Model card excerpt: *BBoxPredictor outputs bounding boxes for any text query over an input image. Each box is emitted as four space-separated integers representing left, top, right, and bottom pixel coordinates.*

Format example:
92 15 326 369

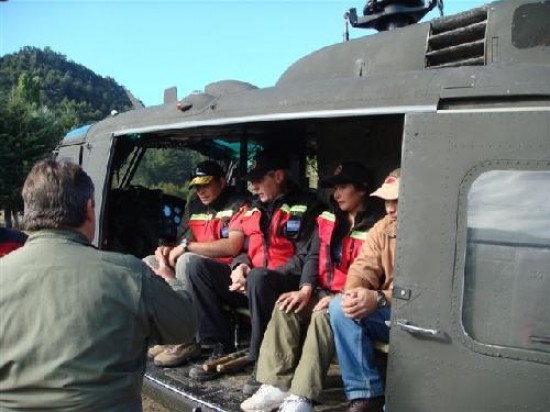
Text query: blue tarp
64 124 93 140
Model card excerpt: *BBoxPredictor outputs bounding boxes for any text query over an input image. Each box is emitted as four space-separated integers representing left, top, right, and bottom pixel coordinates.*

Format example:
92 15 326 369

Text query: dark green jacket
0 230 196 411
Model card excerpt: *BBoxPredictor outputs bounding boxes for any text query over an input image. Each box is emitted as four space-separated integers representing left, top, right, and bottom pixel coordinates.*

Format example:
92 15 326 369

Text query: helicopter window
463 170 550 355
512 2 550 49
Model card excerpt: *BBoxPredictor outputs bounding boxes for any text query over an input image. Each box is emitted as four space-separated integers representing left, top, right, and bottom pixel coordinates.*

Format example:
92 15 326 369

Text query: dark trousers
187 256 300 360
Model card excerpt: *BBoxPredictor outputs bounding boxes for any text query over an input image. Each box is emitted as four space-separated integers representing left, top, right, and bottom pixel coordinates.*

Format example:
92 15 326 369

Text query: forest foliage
0 47 134 127
0 47 136 225
0 47 205 226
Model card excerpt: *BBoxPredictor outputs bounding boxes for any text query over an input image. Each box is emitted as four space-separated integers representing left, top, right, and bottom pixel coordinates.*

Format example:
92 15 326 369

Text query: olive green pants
256 296 335 400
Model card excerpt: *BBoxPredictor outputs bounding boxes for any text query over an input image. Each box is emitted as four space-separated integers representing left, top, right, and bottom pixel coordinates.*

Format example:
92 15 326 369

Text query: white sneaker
240 384 289 412
278 395 314 412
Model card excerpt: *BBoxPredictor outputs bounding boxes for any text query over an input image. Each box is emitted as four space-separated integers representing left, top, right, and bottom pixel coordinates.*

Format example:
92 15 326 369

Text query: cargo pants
256 293 335 400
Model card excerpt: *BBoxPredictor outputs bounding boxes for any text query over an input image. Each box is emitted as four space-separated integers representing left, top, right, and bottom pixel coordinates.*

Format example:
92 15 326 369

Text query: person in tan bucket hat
328 168 400 412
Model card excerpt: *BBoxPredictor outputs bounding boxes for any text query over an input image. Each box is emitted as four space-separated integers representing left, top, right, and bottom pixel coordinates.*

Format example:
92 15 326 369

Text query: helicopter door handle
396 319 440 337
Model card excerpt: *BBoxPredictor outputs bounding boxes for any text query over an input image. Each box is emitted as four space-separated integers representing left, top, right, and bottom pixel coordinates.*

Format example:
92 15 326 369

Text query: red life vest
0 228 27 258
0 241 24 257
187 209 235 243
238 203 308 270
317 211 368 293
183 190 247 264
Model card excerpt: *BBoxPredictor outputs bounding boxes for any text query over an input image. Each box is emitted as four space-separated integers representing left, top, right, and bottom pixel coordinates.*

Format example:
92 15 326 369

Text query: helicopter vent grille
426 7 487 68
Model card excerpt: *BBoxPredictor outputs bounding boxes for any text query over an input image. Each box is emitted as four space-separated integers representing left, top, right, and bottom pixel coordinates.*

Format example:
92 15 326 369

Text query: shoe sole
240 405 281 412
153 354 200 368
153 358 193 367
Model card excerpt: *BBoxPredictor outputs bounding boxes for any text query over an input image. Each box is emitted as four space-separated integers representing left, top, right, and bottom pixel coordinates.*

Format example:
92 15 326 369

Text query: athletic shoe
240 384 289 412
278 394 314 412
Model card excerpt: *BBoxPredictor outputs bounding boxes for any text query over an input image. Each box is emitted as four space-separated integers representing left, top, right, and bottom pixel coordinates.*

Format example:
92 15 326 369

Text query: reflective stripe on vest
187 210 238 264
240 204 307 269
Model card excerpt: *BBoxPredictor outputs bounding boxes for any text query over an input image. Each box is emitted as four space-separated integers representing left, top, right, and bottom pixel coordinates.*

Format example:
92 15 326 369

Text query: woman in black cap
241 161 381 412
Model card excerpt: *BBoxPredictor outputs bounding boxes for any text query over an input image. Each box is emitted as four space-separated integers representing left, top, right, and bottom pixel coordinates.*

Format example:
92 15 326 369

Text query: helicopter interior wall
315 115 404 191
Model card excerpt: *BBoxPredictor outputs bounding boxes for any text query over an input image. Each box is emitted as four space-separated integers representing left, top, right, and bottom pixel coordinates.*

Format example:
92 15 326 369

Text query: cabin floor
143 315 387 411
143 350 351 412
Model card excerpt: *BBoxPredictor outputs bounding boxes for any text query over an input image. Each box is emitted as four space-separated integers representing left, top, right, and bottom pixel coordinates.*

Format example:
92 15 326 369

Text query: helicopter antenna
343 11 351 42
347 0 443 32
436 0 444 16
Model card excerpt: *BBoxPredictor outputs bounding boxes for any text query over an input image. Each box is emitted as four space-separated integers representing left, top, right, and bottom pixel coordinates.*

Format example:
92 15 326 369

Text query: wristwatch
180 238 189 252
376 290 388 308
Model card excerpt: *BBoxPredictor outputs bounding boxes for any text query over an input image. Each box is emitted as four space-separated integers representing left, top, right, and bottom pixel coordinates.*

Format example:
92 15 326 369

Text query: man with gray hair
0 159 197 411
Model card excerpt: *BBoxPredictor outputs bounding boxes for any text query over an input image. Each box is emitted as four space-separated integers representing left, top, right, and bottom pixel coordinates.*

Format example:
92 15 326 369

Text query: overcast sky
468 170 550 240
2 0 486 107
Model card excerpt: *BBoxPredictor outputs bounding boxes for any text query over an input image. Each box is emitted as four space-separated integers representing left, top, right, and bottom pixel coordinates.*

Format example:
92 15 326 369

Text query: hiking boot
348 396 385 412
153 342 201 367
243 363 261 396
240 384 289 412
188 343 226 382
147 345 166 359
189 365 219 382
278 395 314 412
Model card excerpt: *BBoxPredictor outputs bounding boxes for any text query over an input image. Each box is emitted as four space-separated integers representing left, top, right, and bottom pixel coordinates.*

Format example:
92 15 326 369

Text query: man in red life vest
186 149 323 391
146 160 249 367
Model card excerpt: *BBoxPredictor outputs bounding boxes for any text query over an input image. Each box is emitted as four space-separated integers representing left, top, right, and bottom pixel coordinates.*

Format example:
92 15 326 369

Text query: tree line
0 47 203 227
0 47 136 226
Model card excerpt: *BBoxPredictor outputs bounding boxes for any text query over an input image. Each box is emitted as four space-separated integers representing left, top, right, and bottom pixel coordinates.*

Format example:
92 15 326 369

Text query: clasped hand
144 247 176 281
228 264 250 294
341 287 378 321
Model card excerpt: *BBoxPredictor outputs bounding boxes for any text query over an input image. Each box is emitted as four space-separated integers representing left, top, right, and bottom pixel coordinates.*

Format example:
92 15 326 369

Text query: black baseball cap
189 160 224 187
243 150 289 181
320 162 373 188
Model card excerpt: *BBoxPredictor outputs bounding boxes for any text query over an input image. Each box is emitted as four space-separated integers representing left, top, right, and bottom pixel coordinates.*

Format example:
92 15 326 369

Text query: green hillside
0 47 137 225
0 46 134 127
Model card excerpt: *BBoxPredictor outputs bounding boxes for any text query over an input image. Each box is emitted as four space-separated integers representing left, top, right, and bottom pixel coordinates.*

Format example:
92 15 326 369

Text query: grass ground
142 393 171 412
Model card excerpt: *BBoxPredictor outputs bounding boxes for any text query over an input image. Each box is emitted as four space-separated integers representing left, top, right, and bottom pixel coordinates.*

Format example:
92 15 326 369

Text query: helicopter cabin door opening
99 114 405 259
